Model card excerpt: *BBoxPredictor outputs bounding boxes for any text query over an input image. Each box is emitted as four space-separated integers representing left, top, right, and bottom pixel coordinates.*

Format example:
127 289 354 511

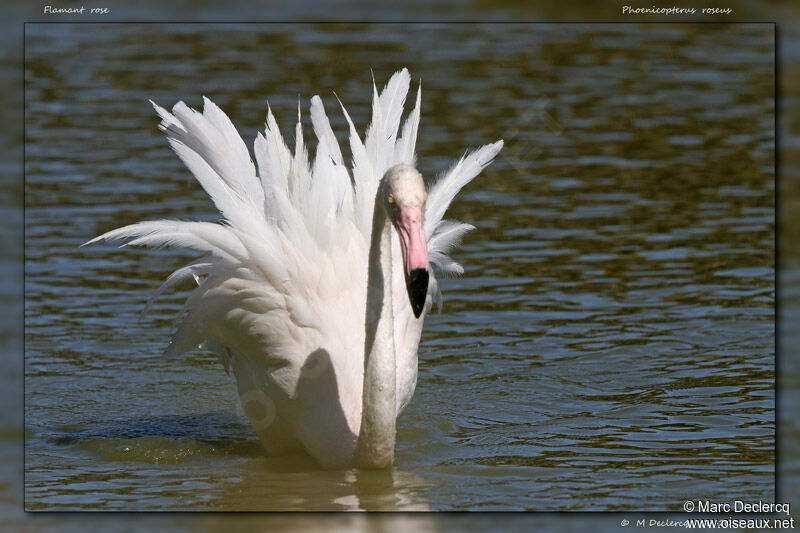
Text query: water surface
25 23 774 511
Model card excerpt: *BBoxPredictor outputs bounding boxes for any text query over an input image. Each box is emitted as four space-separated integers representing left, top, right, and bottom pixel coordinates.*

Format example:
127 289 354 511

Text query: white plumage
86 68 503 469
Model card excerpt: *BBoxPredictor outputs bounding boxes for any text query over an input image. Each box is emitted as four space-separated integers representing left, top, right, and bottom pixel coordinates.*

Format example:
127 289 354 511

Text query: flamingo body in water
87 69 502 469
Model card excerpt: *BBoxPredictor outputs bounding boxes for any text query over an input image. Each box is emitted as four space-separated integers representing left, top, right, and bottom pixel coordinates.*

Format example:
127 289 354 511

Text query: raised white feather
86 68 503 468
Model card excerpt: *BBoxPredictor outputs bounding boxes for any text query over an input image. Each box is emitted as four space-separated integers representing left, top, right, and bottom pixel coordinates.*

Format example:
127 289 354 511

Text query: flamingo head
383 165 430 319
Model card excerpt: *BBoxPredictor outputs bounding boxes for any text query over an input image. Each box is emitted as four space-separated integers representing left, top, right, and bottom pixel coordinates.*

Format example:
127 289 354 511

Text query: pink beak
394 203 430 318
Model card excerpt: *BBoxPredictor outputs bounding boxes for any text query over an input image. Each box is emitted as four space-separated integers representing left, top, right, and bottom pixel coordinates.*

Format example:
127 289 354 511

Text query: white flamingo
86 69 502 469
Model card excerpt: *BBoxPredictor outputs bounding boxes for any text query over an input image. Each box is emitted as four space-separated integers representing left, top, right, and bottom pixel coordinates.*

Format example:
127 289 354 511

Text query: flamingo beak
394 203 429 318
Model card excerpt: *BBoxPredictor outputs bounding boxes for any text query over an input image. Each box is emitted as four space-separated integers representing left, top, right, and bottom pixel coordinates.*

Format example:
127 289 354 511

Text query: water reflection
208 462 431 511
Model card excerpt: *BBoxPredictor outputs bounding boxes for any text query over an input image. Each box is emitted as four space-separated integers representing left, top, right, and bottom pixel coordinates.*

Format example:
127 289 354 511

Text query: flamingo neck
355 193 396 468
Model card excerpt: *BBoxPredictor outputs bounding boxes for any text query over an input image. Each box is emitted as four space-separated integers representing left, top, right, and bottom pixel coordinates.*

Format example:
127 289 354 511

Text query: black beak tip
407 268 429 319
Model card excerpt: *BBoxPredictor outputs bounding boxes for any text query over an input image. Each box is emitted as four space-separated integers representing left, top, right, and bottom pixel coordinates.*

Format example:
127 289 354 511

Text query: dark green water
24 23 774 510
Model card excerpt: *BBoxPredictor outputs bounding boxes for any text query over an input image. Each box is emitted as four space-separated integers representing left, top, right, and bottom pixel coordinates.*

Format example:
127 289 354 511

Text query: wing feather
88 70 502 366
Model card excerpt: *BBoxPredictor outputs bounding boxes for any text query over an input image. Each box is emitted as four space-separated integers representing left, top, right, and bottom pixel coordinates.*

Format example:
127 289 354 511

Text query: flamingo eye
388 194 395 204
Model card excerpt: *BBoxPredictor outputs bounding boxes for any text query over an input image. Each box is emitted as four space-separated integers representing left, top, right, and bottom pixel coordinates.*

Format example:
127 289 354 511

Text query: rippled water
25 23 774 510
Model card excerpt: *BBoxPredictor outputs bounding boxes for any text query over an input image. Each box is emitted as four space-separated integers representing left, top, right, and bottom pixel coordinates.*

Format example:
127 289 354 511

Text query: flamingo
86 68 503 469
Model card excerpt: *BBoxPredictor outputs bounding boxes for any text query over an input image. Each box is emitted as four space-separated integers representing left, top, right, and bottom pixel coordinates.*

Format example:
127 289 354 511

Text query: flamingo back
85 68 503 466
